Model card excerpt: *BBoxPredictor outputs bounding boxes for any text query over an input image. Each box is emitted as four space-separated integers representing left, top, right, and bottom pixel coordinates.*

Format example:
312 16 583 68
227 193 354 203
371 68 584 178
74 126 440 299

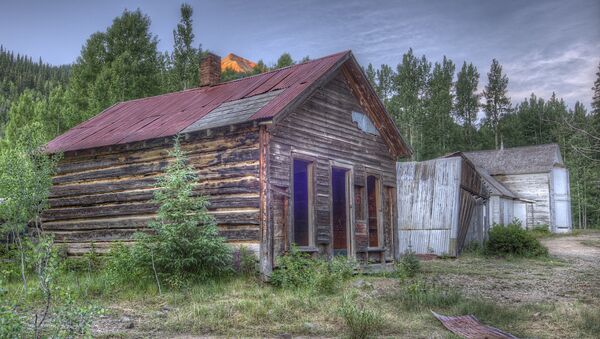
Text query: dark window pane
367 175 379 247
293 159 310 246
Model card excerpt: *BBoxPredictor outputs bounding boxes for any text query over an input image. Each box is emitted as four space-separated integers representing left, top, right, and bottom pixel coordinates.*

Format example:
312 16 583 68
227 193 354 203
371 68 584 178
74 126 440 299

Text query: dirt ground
92 230 600 338
418 230 600 306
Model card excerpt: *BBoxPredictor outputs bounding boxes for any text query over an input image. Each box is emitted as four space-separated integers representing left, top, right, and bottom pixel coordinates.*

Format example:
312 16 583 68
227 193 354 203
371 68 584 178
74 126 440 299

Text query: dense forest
0 5 598 227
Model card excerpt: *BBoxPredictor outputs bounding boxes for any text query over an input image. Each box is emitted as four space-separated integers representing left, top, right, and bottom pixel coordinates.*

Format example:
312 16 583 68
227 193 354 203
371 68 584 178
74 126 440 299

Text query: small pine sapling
135 135 232 283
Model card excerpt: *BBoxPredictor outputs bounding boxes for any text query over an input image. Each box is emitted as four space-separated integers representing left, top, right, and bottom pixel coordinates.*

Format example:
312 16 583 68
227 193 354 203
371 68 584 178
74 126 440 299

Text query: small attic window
352 111 379 136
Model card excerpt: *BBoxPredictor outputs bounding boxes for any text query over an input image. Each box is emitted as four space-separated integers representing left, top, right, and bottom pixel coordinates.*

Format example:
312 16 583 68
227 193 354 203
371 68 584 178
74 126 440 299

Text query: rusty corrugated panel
46 51 350 153
432 311 518 339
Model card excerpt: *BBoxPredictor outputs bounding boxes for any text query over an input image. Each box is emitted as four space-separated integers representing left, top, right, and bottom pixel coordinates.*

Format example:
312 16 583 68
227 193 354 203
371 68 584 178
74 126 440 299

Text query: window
293 159 313 247
367 175 380 247
352 111 380 135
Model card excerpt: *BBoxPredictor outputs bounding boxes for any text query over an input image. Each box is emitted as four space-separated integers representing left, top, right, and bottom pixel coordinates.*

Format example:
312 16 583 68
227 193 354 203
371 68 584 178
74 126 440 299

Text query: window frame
290 154 316 249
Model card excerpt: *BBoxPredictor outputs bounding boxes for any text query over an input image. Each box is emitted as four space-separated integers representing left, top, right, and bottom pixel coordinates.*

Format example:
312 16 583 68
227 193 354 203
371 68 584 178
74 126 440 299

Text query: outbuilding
43 51 411 276
396 153 488 256
464 144 572 233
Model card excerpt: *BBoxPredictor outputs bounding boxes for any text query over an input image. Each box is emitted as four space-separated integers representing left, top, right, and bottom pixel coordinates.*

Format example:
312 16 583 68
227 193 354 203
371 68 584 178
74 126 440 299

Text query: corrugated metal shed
397 156 488 256
46 51 350 153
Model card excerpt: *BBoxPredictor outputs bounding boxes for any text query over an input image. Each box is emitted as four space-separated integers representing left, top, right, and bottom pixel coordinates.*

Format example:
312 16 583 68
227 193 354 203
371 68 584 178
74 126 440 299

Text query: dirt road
542 231 600 261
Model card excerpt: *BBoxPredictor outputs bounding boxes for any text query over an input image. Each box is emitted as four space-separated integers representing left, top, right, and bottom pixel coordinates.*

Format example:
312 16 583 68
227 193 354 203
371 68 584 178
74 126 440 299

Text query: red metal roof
46 51 350 153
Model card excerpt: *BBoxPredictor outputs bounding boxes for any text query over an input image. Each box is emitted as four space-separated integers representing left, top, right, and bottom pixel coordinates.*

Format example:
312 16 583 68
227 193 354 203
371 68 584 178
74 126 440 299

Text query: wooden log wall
42 122 262 255
268 71 397 260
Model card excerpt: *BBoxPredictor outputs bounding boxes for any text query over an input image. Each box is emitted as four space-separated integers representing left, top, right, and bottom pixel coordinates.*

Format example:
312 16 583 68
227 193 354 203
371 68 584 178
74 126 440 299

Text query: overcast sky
1 0 598 108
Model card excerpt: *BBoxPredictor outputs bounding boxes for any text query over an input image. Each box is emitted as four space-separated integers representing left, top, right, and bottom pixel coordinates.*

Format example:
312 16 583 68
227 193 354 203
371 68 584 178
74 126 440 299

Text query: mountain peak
221 53 257 73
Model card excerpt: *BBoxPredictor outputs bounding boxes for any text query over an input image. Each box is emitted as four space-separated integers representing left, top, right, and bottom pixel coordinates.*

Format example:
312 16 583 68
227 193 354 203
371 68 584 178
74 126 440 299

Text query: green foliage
483 59 511 149
528 224 551 238
0 126 60 237
396 250 421 278
134 136 232 282
234 246 258 278
274 53 295 69
454 62 480 149
271 246 355 294
0 303 24 339
102 243 148 289
485 222 549 257
338 297 383 339
394 280 462 311
69 9 162 119
170 3 201 91
49 288 101 338
0 45 70 132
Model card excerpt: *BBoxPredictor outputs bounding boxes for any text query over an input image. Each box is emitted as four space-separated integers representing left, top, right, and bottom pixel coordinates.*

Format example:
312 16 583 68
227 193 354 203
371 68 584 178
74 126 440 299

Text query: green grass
2 236 599 338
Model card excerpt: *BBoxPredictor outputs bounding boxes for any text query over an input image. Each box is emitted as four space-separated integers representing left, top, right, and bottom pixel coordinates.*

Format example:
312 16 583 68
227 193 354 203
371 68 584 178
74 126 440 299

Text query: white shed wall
495 173 551 227
550 167 572 232
396 158 461 256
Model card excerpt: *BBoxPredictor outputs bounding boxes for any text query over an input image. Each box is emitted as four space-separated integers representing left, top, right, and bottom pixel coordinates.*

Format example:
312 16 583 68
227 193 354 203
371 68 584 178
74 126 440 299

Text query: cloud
504 42 600 108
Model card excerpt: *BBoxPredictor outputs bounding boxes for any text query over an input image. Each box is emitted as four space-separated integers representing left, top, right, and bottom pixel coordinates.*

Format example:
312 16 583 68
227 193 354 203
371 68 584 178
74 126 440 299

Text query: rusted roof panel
46 51 350 153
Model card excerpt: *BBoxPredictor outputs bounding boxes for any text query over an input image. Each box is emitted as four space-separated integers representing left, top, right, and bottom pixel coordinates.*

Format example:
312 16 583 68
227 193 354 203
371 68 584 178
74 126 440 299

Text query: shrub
50 288 101 338
485 222 548 257
271 246 355 293
134 136 232 283
103 243 148 288
338 299 383 339
270 246 318 289
396 250 420 278
0 304 24 338
0 280 24 338
234 246 258 278
529 224 551 238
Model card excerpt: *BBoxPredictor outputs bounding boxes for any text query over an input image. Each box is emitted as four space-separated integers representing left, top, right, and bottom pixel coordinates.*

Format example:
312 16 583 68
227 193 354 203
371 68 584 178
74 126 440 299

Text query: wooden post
259 125 273 279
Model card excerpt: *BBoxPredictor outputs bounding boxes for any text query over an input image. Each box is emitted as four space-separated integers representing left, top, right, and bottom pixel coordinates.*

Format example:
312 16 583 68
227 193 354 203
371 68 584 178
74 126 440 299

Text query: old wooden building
43 51 411 275
464 144 572 233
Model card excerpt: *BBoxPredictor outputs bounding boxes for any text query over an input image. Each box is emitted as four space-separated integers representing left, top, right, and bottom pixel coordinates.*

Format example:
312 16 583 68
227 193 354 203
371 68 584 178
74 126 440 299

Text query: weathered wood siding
268 71 397 261
397 156 487 256
495 173 551 227
397 158 460 256
43 123 262 254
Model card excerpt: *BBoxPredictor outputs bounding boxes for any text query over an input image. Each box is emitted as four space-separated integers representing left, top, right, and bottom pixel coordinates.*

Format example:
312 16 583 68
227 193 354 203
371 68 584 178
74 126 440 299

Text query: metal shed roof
463 144 563 175
46 51 350 153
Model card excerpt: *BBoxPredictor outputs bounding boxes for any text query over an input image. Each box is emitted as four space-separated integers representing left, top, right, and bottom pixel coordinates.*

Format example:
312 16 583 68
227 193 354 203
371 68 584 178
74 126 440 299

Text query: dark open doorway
332 167 349 256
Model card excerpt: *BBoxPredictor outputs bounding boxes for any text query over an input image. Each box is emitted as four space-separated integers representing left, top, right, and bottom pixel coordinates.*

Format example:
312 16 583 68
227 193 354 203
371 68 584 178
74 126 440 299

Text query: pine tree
172 3 200 91
454 62 480 149
592 62 600 117
365 63 377 89
483 59 511 149
135 136 232 280
376 64 395 106
424 56 456 157
392 49 430 160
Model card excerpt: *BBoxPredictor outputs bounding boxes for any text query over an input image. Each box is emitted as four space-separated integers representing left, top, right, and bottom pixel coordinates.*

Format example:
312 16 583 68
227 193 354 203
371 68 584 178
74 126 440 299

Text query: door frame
329 161 355 259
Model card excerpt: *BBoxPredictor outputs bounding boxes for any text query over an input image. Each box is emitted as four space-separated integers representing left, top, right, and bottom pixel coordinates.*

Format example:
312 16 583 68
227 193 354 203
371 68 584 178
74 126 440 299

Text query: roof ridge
217 50 351 85
464 143 559 154
117 51 352 105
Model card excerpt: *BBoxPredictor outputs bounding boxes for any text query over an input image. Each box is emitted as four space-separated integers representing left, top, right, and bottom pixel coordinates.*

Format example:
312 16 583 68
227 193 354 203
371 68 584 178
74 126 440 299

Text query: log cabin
43 51 412 276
